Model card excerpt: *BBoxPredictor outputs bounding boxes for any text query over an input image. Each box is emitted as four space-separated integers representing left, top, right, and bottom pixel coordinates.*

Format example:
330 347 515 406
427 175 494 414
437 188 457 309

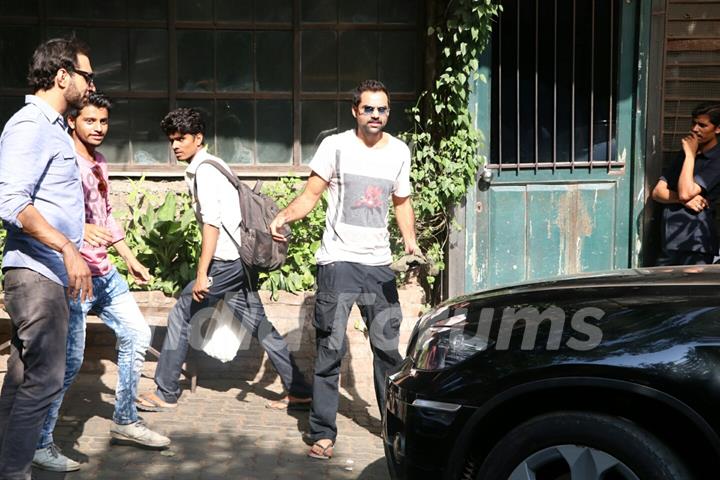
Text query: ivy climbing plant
400 0 501 301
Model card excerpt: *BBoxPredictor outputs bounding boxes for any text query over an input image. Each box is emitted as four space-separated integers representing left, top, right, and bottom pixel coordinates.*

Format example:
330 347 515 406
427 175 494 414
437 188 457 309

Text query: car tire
475 411 693 480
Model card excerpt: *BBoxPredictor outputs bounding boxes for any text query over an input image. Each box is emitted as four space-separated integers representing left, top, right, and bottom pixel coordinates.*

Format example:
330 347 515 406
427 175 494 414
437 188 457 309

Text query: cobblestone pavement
12 371 391 480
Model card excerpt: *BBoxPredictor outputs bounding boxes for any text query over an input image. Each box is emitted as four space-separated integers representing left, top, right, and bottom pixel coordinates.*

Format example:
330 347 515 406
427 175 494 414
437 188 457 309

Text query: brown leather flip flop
308 440 334 460
265 396 312 410
136 392 178 412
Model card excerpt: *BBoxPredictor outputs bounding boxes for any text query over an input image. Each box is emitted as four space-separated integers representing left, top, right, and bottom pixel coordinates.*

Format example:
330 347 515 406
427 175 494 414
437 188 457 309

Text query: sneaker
32 444 80 472
110 420 171 448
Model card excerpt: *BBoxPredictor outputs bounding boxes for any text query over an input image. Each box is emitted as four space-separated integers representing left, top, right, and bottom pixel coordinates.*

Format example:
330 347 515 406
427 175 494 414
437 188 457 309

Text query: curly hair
692 102 720 127
352 79 390 107
27 37 91 92
67 92 113 120
160 108 205 139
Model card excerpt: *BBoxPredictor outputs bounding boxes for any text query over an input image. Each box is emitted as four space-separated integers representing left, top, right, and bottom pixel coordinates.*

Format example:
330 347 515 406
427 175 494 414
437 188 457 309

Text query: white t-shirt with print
309 129 412 266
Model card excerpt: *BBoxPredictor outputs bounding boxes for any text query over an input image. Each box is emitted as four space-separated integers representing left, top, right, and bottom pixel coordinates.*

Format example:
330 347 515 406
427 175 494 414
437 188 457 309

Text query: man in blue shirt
0 37 94 480
652 102 720 265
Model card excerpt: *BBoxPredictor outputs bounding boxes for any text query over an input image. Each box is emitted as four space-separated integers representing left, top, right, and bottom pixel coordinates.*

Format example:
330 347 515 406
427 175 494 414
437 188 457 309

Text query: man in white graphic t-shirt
270 79 419 460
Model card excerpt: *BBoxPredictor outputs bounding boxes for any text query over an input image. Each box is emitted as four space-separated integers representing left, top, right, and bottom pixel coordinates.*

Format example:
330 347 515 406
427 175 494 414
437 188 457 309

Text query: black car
383 266 720 480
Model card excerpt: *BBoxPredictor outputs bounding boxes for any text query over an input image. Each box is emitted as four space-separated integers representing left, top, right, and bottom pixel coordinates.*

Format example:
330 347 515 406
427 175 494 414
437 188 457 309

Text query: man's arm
16 205 92 301
652 179 680 204
652 179 708 212
392 195 420 255
192 224 219 302
677 134 703 202
113 239 151 284
269 172 329 241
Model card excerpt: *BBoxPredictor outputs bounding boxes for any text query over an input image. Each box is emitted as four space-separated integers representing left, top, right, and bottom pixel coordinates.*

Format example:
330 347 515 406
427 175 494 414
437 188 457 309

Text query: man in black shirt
652 102 720 265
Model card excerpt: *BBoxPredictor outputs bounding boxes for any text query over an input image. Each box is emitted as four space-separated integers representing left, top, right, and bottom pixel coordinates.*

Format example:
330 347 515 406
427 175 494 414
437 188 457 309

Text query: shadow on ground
33 431 391 480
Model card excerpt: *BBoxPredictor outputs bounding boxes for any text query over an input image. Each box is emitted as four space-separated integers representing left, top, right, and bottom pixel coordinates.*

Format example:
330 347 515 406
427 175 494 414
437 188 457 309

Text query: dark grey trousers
309 262 403 443
0 268 69 480
154 258 311 403
655 249 715 266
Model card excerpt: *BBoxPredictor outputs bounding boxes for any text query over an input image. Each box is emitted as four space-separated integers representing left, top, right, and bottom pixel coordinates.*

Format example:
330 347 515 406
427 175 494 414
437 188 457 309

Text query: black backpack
194 159 289 271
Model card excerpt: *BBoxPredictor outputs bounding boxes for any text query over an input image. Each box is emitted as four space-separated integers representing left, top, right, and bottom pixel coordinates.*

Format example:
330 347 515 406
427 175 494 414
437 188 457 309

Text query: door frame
447 0 654 297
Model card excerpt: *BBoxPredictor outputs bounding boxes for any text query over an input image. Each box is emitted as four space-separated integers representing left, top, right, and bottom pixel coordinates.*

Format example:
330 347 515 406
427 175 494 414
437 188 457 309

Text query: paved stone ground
5 369 391 480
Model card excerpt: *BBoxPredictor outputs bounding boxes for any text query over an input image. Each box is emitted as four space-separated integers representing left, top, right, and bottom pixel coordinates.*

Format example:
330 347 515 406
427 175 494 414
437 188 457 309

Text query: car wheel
475 411 693 480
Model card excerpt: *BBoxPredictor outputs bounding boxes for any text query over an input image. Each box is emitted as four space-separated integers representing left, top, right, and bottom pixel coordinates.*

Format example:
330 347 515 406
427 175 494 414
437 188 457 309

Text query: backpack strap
192 159 256 289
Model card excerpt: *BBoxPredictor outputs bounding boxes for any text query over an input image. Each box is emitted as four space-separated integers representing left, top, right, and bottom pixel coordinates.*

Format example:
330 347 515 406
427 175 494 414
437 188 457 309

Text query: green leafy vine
400 0 501 300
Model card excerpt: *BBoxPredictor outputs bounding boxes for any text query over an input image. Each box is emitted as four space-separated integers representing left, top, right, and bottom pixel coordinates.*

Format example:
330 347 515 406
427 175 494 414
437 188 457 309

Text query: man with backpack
269 80 419 460
136 108 312 411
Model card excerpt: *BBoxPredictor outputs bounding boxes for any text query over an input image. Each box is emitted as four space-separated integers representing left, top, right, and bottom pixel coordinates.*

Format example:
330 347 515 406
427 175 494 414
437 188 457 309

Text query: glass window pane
103 98 131 164
177 0 212 21
255 0 292 23
177 30 214 92
379 32 417 93
302 31 337 92
130 30 168 91
131 99 170 165
217 31 252 92
0 97 26 132
216 0 252 22
0 0 39 16
45 27 128 92
48 0 126 19
339 0 377 23
338 102 355 133
217 100 255 164
302 0 336 23
386 100 413 136
87 28 128 92
176 99 216 154
379 0 420 24
339 31 377 92
0 26 41 89
301 101 337 163
256 31 292 92
128 0 168 20
257 100 291 164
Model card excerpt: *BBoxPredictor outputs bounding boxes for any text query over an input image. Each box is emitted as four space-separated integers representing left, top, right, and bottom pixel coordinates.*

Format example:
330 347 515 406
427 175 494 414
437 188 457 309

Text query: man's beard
64 81 86 110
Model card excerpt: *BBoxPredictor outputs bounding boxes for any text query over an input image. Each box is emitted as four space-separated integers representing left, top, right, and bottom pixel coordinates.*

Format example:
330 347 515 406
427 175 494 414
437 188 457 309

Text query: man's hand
62 242 93 302
682 134 699 158
84 223 113 247
127 258 152 285
404 238 421 256
683 194 709 213
269 214 290 242
192 272 210 302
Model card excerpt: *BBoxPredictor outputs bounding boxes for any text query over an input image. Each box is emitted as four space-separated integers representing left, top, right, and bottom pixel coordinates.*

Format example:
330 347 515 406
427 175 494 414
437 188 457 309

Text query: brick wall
0 285 425 401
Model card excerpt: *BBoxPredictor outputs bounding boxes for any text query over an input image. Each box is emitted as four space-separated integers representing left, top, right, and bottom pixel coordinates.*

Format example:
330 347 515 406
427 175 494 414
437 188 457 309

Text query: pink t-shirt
78 151 124 277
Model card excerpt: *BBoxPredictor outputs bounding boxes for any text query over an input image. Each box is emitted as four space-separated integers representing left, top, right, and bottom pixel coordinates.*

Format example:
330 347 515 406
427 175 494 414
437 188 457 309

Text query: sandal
135 392 178 412
265 395 312 410
308 440 334 460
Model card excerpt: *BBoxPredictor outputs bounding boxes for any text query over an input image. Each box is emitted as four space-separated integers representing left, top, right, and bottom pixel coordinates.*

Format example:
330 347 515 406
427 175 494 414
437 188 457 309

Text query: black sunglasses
72 68 95 85
360 105 389 116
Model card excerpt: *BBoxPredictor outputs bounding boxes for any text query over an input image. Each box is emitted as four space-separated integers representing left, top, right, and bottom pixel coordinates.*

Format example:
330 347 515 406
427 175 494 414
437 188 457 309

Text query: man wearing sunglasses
0 37 95 479
269 79 420 460
30 92 170 473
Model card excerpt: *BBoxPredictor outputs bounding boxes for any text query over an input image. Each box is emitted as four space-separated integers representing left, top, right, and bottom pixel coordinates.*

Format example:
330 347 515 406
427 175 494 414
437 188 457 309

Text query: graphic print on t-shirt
339 173 394 228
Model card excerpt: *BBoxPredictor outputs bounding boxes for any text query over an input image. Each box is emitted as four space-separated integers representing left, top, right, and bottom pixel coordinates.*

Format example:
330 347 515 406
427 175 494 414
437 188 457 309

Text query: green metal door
460 0 649 293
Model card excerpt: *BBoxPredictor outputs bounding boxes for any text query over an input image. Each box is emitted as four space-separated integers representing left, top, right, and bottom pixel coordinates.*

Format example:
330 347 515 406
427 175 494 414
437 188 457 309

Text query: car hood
446 265 720 306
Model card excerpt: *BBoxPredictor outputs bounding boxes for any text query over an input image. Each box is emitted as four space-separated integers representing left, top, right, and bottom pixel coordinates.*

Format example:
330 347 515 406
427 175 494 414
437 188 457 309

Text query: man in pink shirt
32 93 169 473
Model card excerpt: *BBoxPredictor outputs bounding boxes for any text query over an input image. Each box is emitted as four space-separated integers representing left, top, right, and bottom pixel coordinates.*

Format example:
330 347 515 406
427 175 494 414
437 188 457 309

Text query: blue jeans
37 268 151 449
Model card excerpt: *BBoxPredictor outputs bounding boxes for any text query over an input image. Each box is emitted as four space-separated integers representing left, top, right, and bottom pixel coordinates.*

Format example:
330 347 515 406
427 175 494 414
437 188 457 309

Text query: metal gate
453 0 649 294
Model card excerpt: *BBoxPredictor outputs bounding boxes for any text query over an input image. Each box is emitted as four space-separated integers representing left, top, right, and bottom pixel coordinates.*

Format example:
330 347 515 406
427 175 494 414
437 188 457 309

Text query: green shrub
109 178 201 295
258 177 326 299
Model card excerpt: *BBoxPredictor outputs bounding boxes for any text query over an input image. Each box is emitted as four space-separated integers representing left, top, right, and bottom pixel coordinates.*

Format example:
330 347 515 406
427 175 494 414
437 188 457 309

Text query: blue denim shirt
0 95 84 286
